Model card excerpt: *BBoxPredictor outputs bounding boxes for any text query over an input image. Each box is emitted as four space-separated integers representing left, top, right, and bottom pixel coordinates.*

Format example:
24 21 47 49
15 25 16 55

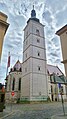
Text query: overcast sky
0 0 67 84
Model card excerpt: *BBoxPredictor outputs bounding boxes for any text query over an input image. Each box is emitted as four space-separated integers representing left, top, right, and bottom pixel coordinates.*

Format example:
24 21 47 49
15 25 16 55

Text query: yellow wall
0 12 7 22
0 12 9 59
60 31 67 77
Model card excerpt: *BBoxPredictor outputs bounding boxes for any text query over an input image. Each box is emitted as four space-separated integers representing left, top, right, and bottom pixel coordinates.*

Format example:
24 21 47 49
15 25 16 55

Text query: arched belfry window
36 29 40 36
12 78 15 90
18 78 21 91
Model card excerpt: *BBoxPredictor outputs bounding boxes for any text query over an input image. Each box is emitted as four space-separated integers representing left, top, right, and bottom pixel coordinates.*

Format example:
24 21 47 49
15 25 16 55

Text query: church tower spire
27 5 39 23
31 5 36 18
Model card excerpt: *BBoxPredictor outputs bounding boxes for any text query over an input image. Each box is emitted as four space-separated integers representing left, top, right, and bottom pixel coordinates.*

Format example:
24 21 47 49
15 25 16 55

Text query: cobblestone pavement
0 102 67 119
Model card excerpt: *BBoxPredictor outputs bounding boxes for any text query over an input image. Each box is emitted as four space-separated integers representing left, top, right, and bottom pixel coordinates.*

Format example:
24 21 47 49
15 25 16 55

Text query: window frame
38 66 41 71
36 29 40 36
12 78 15 91
18 78 21 91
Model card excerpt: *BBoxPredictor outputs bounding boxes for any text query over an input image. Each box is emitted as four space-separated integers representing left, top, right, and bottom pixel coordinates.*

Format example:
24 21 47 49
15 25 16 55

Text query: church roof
50 74 66 84
27 18 39 24
47 64 63 76
10 61 64 76
10 60 22 72
47 64 67 84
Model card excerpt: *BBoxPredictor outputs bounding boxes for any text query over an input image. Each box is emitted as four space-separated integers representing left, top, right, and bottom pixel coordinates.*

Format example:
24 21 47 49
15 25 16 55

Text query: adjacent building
0 12 9 60
56 25 67 96
47 64 66 101
5 60 22 103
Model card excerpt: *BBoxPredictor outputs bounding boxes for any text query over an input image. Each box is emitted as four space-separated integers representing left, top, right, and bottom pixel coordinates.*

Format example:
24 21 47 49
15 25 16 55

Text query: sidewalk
0 110 14 119
51 114 67 119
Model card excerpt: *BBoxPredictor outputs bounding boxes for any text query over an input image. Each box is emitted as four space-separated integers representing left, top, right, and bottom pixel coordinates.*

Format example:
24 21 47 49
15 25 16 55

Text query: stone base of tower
20 95 49 103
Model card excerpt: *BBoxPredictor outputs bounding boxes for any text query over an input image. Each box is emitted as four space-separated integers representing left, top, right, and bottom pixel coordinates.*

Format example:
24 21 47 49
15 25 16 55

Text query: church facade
6 7 48 102
5 7 67 103
5 60 67 102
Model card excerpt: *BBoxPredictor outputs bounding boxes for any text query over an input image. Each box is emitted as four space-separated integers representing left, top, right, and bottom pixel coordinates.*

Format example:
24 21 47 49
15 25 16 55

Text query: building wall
21 19 47 101
60 32 67 77
48 75 67 101
0 12 7 22
5 72 22 102
5 66 67 102
21 74 30 97
60 32 67 60
0 12 9 59
24 20 44 40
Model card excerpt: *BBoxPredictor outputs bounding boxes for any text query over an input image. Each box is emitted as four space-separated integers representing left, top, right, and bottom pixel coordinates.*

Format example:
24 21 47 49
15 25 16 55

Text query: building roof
27 6 40 24
50 73 67 84
7 61 67 84
0 20 9 33
54 75 65 83
56 24 67 36
47 64 67 84
0 12 8 18
47 64 63 76
10 60 22 72
10 62 63 76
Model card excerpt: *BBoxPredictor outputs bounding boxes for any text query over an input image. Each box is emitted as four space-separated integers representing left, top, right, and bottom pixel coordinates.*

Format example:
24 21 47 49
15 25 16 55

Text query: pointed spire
27 5 40 23
33 5 34 10
31 5 36 18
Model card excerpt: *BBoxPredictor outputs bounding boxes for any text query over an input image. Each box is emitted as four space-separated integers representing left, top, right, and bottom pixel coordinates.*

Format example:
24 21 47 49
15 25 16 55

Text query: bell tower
21 6 48 101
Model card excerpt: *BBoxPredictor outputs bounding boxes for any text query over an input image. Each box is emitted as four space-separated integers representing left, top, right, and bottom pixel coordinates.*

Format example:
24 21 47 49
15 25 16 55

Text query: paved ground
0 102 67 119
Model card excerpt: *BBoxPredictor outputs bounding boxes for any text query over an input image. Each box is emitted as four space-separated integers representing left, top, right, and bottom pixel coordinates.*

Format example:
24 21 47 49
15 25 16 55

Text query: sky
0 0 67 84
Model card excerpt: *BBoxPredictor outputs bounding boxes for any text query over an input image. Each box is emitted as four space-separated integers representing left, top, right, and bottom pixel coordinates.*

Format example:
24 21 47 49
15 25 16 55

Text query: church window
38 66 40 71
37 39 40 43
47 70 49 75
54 86 58 94
51 85 53 93
25 67 27 72
36 29 40 35
12 78 15 90
61 86 64 94
20 68 22 72
38 51 40 56
25 53 27 58
18 78 21 91
57 73 59 75
14 67 16 71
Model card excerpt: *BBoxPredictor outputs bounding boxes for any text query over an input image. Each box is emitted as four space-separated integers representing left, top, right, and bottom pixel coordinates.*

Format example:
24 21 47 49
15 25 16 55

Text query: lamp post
59 84 65 116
